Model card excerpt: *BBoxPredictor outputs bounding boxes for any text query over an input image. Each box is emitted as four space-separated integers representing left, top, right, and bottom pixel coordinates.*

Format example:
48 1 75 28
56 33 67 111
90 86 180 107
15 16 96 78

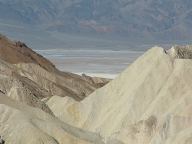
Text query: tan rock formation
0 94 105 144
47 46 192 144
1 33 192 144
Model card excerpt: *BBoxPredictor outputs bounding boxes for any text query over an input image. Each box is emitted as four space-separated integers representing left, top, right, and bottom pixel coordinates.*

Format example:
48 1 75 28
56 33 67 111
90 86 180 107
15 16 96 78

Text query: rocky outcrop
0 59 53 115
167 45 192 59
81 74 110 88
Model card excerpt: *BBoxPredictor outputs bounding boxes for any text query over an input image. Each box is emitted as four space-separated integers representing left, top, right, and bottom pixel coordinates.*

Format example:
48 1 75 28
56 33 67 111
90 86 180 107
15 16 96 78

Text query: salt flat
36 49 144 75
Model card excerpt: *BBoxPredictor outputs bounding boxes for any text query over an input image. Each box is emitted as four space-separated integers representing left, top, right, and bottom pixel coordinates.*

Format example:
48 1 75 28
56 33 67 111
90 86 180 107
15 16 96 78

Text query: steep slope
47 46 192 144
0 35 110 100
0 35 56 72
16 63 96 100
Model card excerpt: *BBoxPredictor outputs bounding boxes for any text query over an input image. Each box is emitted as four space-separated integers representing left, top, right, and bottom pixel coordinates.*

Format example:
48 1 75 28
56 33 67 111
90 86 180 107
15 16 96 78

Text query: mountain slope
0 35 110 100
47 46 192 144
0 35 56 72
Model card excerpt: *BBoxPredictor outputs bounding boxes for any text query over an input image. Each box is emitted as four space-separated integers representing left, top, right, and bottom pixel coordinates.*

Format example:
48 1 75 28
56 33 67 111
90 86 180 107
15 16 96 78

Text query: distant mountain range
1 0 192 45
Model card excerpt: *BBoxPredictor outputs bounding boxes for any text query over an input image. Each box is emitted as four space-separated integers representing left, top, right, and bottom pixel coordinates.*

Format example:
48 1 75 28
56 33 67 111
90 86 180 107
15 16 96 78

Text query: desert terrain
0 35 192 144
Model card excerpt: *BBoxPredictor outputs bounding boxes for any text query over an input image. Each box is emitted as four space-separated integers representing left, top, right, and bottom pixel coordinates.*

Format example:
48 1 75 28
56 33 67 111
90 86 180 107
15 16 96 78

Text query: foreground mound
0 93 106 144
47 46 192 144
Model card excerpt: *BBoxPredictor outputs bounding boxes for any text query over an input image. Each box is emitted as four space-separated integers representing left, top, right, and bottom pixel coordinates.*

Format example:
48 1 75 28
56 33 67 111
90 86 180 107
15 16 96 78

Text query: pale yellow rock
0 94 105 144
1 45 192 144
47 46 192 144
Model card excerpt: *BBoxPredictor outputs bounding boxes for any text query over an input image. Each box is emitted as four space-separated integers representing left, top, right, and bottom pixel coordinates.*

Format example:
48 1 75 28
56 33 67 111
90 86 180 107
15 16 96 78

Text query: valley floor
36 49 143 75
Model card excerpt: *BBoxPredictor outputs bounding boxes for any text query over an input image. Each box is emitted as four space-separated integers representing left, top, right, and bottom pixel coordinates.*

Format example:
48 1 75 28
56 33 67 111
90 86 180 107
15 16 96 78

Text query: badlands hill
0 34 110 143
0 35 192 144
0 35 110 101
0 34 56 72
47 46 192 144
